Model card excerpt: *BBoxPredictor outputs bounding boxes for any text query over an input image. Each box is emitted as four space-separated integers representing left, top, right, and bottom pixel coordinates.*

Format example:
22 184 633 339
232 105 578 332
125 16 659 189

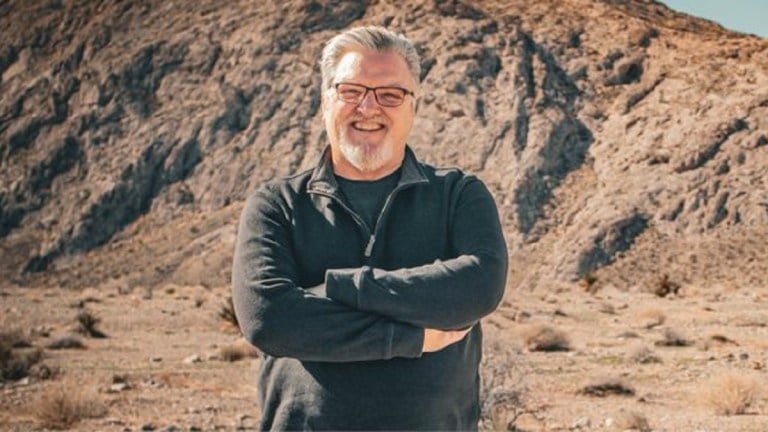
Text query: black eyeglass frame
333 82 415 107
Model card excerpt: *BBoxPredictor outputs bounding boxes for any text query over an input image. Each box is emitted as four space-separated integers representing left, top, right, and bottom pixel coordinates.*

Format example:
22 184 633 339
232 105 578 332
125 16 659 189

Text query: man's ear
413 97 419 114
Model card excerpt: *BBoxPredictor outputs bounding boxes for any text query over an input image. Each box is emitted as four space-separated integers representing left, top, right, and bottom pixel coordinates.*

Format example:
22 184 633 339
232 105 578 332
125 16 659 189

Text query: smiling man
232 26 508 430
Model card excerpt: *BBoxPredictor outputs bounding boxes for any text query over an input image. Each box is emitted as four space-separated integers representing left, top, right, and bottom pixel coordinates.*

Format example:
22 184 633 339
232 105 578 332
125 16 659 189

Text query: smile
351 121 386 132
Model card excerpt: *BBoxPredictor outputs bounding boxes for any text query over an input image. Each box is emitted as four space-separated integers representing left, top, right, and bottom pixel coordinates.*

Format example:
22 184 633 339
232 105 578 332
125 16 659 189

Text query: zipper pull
364 235 375 258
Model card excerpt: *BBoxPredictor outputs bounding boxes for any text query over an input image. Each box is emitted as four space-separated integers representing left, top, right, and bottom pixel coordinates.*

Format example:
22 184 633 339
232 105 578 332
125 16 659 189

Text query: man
232 26 508 430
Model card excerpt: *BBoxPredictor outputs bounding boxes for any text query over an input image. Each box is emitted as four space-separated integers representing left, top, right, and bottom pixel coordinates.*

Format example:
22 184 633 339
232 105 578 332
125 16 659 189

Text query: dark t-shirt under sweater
336 168 400 230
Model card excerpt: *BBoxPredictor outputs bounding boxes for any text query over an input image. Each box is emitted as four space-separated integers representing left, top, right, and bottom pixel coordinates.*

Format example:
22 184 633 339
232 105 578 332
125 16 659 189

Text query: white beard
339 140 393 173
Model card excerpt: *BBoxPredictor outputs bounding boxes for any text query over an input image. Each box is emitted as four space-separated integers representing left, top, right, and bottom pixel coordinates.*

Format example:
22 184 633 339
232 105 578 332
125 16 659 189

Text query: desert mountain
1 0 766 294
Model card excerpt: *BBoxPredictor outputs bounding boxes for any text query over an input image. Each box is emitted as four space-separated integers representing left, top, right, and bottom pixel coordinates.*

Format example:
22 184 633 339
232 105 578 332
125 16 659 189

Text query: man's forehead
334 49 415 87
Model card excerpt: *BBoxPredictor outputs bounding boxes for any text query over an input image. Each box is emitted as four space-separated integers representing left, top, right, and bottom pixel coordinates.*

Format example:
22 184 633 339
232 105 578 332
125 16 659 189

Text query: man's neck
331 153 404 181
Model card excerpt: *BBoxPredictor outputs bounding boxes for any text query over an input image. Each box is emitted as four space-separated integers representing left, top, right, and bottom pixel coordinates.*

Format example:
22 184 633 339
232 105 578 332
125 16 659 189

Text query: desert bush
635 308 665 329
700 373 759 415
627 343 661 364
1 330 43 382
578 271 598 293
75 309 107 338
655 328 689 347
2 347 44 381
35 382 107 429
218 295 239 329
653 274 681 297
45 335 85 350
579 377 635 397
612 410 651 431
219 340 259 362
521 324 570 352
479 338 538 431
0 329 31 348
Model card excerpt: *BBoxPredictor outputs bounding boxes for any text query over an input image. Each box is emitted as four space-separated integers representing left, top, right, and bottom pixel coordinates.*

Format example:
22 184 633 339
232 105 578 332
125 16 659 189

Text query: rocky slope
1 0 766 294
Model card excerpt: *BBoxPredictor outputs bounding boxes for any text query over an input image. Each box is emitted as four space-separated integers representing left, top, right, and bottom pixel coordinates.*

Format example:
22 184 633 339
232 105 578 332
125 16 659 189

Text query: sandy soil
2 281 766 431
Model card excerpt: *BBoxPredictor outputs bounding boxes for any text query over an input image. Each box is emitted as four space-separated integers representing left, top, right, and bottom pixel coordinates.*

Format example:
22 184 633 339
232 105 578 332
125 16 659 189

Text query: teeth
352 122 383 131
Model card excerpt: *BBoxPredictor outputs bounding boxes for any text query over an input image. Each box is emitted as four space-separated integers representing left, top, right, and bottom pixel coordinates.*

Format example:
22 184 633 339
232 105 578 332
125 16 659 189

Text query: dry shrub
1 330 43 381
653 274 680 297
218 296 240 329
479 338 538 431
75 309 107 338
35 382 107 429
521 324 570 352
45 335 85 350
627 343 661 364
612 410 651 431
700 373 760 415
0 329 31 348
635 308 665 329
219 340 260 362
579 377 635 397
655 328 689 347
578 271 598 293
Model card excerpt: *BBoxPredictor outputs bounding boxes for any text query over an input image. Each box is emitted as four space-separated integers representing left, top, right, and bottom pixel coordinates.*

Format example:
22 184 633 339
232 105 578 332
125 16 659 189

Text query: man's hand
422 327 472 353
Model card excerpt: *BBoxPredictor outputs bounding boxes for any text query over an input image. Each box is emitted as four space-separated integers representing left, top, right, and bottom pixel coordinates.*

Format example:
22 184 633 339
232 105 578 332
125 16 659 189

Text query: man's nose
357 89 382 114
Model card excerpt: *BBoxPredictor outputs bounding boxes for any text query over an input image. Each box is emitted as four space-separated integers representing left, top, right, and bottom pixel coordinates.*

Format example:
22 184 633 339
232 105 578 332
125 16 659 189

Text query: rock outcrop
1 0 766 293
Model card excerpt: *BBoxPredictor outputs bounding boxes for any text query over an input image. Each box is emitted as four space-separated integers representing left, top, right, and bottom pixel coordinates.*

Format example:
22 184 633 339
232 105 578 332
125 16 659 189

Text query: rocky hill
1 0 766 294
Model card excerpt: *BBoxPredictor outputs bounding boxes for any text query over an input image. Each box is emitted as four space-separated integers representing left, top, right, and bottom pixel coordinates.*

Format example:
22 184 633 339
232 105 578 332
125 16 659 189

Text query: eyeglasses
334 82 414 107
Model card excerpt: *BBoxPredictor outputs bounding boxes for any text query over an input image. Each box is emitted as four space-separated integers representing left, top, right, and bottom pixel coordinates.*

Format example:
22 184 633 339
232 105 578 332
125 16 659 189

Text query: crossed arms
231 177 507 362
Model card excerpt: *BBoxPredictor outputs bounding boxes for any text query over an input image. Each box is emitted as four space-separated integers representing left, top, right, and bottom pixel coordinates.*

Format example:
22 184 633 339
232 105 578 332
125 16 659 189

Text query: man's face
323 48 417 180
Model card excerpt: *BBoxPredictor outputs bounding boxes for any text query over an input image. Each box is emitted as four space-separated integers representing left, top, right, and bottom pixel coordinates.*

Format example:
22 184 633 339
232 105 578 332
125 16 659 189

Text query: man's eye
379 90 404 103
340 88 363 97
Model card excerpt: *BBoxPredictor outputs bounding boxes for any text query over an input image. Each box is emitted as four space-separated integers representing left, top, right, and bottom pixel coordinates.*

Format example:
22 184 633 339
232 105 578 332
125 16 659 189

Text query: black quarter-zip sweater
232 146 508 431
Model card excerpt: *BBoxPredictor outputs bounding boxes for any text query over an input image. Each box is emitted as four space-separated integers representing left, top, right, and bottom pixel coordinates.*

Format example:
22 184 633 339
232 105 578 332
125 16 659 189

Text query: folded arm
325 177 508 330
231 188 424 362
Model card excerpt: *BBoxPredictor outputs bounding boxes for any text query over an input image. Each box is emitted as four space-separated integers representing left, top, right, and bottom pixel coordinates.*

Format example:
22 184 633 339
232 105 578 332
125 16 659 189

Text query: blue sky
660 1 767 37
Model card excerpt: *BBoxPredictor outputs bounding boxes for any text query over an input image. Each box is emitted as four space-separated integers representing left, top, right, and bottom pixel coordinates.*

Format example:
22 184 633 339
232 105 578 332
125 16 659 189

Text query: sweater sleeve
231 186 424 362
325 177 508 330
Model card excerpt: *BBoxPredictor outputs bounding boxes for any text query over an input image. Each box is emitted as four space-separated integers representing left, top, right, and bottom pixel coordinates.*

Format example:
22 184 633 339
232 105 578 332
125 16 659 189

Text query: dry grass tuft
0 329 31 349
655 328 689 347
635 308 666 329
479 338 539 431
75 309 107 338
699 373 760 415
627 343 661 364
35 382 107 429
218 296 240 329
1 330 44 381
653 274 681 297
612 409 651 431
578 271 599 293
579 377 635 397
219 340 260 362
45 335 86 350
521 324 570 352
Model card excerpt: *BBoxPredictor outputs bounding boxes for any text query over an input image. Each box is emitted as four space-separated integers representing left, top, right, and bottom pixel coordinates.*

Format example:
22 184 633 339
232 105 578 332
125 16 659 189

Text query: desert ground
2 276 767 431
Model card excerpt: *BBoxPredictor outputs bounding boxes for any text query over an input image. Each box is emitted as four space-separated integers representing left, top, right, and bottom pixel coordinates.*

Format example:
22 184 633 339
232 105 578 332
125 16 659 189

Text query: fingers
422 327 473 353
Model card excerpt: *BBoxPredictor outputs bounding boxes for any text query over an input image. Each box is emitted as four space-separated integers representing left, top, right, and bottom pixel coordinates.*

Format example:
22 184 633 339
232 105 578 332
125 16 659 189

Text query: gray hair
320 26 421 91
